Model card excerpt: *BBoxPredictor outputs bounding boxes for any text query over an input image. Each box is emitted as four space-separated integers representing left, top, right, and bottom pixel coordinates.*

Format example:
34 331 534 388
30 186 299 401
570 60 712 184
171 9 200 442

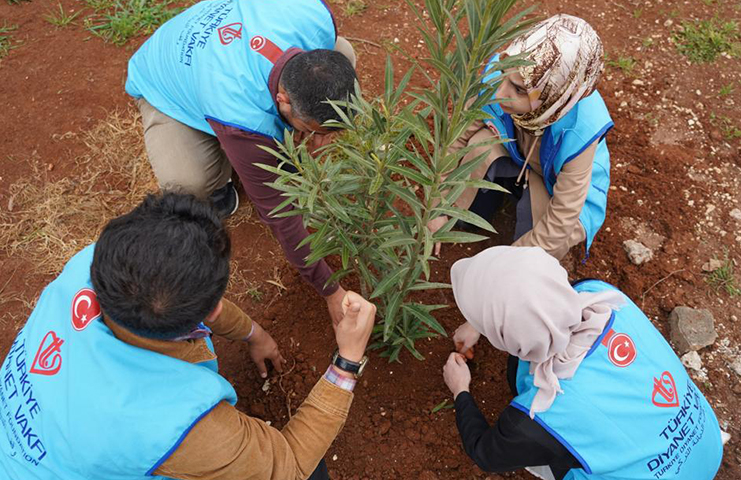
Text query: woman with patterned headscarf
442 246 724 480
429 15 611 261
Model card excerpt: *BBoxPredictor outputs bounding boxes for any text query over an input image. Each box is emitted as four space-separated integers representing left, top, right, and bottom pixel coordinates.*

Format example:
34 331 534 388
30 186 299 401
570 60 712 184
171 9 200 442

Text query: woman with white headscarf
443 246 723 480
429 15 611 261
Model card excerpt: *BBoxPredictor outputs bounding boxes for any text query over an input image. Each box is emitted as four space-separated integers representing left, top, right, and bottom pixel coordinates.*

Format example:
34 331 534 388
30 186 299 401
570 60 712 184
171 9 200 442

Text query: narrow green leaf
432 205 495 233
370 266 408 299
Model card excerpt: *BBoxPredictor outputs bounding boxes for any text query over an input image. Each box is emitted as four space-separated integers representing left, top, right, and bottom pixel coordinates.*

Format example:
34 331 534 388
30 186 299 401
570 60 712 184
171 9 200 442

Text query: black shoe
210 180 239 218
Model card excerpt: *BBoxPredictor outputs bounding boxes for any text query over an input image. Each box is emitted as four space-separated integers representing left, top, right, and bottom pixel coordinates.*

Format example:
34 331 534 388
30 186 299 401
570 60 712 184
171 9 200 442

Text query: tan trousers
138 37 358 198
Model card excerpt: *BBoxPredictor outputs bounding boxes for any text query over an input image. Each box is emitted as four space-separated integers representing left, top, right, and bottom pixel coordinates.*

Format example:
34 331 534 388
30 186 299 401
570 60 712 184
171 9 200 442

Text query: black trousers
308 459 330 480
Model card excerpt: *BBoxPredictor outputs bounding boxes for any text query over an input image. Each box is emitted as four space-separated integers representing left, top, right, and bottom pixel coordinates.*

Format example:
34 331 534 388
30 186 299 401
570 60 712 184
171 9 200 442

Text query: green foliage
431 399 453 413
44 3 83 27
710 113 741 140
718 82 735 96
84 0 181 45
260 0 530 361
343 0 367 17
705 255 740 296
606 53 637 76
0 23 17 60
674 19 740 63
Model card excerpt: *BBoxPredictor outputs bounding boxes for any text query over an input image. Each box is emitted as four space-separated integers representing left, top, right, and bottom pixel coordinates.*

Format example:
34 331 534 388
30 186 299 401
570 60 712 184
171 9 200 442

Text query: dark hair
91 193 231 339
280 49 357 125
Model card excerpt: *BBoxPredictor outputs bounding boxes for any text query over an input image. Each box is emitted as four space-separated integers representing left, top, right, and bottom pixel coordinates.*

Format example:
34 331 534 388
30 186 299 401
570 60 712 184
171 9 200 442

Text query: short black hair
280 49 357 125
91 193 231 339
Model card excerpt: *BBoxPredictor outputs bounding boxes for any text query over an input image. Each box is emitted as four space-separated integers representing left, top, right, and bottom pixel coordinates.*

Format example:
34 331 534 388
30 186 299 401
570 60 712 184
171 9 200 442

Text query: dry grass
0 109 157 277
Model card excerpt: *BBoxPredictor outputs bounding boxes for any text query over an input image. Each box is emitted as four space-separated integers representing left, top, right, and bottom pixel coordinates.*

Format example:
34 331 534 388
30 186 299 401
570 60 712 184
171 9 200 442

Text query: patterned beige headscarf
504 14 604 134
451 246 624 417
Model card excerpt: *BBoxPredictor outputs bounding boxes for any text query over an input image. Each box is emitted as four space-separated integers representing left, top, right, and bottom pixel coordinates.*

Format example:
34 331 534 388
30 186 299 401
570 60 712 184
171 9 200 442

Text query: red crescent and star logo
71 288 102 331
607 332 636 368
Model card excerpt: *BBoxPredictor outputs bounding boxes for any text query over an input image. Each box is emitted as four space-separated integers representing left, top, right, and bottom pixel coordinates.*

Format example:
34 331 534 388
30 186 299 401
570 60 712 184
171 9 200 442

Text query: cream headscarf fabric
450 246 624 417
503 14 604 134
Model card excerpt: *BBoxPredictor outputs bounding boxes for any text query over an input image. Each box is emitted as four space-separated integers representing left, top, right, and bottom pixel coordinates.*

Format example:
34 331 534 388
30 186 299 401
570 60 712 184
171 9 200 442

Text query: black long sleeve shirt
454 355 581 479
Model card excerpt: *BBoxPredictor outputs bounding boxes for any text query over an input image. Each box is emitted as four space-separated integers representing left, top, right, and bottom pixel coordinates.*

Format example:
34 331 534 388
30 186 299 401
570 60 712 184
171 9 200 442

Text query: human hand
325 285 348 328
427 215 449 256
335 291 376 362
443 352 471 399
453 322 481 354
247 322 287 378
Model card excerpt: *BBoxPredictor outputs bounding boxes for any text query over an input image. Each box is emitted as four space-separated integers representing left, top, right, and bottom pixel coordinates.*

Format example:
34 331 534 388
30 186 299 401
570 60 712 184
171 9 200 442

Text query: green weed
246 286 264 302
710 113 741 140
84 0 181 46
633 8 643 18
343 0 367 16
0 23 18 60
431 399 454 413
606 54 637 76
706 255 741 296
674 19 741 63
44 3 83 27
642 37 655 48
719 82 735 96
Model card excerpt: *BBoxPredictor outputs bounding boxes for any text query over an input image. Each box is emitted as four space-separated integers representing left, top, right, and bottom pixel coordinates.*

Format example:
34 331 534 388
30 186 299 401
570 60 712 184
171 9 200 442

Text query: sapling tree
260 0 531 361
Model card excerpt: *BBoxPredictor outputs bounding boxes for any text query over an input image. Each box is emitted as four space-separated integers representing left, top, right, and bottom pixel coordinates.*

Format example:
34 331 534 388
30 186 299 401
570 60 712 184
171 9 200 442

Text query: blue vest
512 280 722 480
481 56 613 253
0 245 238 480
125 0 336 141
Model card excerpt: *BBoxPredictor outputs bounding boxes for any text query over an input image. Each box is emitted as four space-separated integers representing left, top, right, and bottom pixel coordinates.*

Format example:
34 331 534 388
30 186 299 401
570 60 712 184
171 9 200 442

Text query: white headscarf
504 14 604 134
450 246 624 417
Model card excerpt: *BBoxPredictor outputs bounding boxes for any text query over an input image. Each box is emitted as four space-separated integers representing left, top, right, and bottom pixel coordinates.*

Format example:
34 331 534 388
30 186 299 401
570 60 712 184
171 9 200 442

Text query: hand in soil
443 352 471 400
453 322 481 354
247 322 287 378
335 291 376 363
454 342 475 360
427 215 448 256
326 285 348 328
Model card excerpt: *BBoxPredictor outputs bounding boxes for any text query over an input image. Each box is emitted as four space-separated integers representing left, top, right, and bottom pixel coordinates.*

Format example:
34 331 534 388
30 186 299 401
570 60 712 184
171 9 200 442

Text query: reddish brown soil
1 0 740 479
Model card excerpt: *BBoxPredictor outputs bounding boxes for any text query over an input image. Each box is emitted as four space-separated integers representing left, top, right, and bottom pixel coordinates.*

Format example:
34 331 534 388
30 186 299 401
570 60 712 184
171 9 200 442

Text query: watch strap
333 352 361 373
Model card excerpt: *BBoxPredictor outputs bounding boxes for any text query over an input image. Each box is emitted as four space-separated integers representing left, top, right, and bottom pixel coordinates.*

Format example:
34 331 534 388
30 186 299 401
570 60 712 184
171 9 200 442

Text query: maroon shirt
207 49 336 296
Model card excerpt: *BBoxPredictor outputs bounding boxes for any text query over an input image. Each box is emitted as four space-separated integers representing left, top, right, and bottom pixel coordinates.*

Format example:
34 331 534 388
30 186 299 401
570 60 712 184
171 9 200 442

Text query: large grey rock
623 240 653 265
731 357 741 378
669 307 717 354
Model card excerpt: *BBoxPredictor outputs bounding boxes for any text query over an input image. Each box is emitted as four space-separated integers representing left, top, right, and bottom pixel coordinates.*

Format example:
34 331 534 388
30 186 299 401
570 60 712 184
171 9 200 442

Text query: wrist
453 388 469 401
338 347 364 363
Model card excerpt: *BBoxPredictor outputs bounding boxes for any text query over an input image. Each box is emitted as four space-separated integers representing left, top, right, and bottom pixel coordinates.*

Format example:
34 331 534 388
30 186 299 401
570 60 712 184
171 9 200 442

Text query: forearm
205 298 253 341
280 374 354 478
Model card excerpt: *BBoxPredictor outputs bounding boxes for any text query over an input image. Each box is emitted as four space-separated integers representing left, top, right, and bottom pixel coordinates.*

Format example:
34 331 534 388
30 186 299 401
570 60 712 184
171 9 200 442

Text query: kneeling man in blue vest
0 193 376 480
126 0 359 328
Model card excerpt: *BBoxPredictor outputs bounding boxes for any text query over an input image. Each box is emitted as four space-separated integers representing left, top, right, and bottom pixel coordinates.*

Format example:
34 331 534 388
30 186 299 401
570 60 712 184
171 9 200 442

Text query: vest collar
103 316 217 364
269 47 305 124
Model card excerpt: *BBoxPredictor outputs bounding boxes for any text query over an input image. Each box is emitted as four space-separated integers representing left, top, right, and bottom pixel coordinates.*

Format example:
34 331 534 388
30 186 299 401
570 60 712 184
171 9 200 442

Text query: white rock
623 240 653 265
731 357 741 377
730 208 741 220
632 79 645 86
681 351 702 371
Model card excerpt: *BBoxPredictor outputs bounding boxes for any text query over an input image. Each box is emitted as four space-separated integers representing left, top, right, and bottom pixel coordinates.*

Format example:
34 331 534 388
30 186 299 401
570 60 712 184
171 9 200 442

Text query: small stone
378 419 392 435
332 454 338 461
632 79 645 86
664 19 673 27
731 358 741 377
730 208 741 221
623 240 653 265
702 258 723 272
681 351 702 371
669 307 717 355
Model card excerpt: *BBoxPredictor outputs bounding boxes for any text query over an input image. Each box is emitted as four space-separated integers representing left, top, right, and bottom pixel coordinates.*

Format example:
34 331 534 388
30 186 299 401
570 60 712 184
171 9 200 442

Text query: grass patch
343 0 367 16
84 0 181 46
0 110 158 276
0 23 18 61
674 19 741 63
705 255 741 296
719 82 735 96
606 53 637 76
710 113 741 140
642 37 655 48
44 3 83 27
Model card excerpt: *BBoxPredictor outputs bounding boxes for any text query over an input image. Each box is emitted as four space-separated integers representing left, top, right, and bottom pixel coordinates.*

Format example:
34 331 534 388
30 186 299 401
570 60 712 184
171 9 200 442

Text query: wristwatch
331 349 369 378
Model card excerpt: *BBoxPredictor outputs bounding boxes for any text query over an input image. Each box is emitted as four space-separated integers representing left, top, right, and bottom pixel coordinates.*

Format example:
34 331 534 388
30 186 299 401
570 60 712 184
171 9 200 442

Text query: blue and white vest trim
0 245 238 480
481 55 613 253
126 0 336 141
512 280 722 480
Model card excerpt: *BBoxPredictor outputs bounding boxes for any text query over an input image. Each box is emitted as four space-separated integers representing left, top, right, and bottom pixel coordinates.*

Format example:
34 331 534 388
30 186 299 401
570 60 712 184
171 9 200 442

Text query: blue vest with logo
512 280 722 480
481 56 613 253
0 245 238 480
125 0 336 141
